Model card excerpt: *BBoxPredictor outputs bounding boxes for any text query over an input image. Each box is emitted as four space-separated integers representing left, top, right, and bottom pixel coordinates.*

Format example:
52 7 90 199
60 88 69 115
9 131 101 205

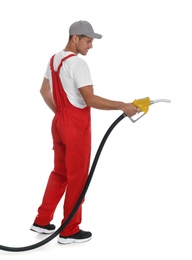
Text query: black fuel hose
0 113 126 252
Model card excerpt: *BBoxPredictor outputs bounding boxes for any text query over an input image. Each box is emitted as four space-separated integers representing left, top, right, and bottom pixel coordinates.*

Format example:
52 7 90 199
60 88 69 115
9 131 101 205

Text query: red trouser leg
34 170 67 225
34 117 68 225
58 111 91 236
35 111 91 236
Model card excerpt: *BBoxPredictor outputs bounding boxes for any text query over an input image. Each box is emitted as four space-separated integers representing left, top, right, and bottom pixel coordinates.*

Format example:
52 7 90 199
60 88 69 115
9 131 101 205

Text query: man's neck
64 42 77 55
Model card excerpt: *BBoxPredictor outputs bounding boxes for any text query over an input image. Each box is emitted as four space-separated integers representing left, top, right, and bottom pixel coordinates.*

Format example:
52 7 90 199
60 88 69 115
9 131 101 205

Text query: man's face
75 36 93 56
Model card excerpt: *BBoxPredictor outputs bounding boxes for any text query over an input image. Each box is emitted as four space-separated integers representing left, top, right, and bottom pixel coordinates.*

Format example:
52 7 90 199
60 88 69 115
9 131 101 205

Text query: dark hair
69 35 86 41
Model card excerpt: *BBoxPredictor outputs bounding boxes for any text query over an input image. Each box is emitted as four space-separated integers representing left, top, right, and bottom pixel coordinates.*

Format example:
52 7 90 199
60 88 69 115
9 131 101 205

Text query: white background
0 0 191 259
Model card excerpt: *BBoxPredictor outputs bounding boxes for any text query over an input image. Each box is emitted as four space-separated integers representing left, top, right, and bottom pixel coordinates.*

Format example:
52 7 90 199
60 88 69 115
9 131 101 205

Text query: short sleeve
44 62 50 79
71 59 93 89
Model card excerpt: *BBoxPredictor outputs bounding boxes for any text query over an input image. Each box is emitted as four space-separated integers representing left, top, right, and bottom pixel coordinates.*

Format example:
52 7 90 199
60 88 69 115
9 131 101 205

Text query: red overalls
34 54 91 236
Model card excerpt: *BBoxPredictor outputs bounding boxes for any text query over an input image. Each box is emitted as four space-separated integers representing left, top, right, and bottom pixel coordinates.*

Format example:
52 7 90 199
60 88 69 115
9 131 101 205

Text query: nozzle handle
132 97 151 113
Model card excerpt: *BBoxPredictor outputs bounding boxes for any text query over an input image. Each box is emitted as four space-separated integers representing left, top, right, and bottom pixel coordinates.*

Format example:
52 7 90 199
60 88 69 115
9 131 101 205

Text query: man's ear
72 35 79 43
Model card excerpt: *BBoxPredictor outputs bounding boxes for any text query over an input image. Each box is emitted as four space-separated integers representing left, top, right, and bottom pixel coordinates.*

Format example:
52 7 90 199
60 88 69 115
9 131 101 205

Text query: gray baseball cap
69 20 102 39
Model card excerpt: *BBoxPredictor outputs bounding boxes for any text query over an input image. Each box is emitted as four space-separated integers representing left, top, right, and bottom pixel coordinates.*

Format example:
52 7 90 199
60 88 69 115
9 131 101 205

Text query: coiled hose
0 113 126 252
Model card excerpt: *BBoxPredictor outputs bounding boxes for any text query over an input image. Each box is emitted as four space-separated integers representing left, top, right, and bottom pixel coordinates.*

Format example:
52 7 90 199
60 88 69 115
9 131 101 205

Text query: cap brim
85 32 102 39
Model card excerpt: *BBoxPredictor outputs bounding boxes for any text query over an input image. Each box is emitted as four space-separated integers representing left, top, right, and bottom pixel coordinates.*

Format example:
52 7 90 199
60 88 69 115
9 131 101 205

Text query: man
30 20 138 244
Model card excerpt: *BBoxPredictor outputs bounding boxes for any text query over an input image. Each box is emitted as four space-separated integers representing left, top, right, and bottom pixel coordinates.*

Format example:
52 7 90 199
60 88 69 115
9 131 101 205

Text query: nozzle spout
150 99 171 104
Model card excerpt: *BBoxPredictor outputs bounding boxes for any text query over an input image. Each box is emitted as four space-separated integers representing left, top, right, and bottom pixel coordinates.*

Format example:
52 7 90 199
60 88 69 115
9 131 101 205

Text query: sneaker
58 230 92 244
30 223 56 234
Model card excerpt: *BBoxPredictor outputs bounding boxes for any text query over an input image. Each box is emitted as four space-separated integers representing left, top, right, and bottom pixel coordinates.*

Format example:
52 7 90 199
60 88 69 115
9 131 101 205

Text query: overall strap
50 54 55 71
57 54 76 73
50 53 76 72
49 53 76 112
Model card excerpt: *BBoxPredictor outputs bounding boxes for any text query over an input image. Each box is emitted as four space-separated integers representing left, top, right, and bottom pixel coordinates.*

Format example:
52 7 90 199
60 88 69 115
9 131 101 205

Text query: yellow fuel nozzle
132 97 151 114
129 97 171 123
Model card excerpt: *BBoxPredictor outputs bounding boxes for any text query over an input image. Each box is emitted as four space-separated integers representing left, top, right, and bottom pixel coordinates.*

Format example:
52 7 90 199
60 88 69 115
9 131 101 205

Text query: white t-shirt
44 50 93 108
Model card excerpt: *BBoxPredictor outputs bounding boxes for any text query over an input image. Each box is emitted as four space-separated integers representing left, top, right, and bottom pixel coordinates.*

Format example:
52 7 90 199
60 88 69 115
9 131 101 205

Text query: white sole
58 236 92 244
